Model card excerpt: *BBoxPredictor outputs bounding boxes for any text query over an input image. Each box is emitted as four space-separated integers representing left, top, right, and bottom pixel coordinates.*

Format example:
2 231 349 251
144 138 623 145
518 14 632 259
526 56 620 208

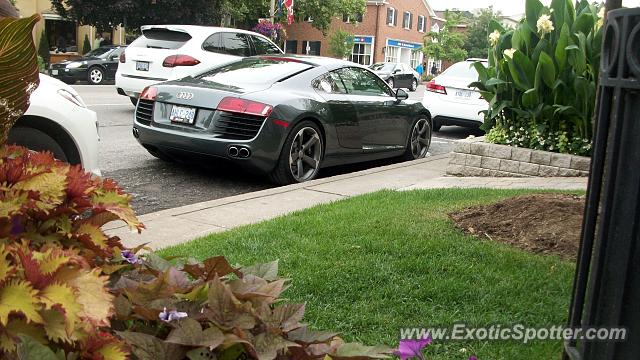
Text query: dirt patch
449 194 585 260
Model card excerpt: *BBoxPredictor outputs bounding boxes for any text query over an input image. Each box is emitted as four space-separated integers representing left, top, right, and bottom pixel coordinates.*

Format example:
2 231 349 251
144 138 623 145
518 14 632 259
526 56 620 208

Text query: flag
284 0 294 25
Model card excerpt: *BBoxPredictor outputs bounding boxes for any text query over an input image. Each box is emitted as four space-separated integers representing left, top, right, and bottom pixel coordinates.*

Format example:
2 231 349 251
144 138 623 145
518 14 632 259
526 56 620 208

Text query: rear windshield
131 29 192 50
441 62 484 79
197 58 313 86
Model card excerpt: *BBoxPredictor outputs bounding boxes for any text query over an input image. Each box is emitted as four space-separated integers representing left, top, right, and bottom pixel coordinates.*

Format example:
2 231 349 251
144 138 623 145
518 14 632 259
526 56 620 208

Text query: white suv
8 74 100 176
116 25 283 105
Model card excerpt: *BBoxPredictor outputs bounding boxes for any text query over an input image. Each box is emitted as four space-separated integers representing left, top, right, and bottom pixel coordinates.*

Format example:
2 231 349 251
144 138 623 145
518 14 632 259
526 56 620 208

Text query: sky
427 0 640 15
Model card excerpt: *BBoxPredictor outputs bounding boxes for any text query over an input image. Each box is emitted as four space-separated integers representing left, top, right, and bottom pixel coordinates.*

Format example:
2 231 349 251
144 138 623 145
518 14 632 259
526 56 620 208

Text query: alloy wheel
411 79 418 91
90 68 103 84
388 78 395 89
410 119 431 158
289 127 322 182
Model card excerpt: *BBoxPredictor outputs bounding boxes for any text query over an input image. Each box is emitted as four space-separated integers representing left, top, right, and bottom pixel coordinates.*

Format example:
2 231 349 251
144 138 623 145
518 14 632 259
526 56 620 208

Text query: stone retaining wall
446 137 590 177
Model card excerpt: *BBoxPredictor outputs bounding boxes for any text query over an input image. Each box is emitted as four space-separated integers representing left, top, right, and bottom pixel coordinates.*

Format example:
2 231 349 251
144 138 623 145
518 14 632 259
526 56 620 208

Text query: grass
160 188 578 359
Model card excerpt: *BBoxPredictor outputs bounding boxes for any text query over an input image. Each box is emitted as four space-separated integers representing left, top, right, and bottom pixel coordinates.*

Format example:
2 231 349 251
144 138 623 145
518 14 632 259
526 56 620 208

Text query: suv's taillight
427 80 447 95
217 97 273 117
162 55 201 68
140 86 158 101
119 51 126 63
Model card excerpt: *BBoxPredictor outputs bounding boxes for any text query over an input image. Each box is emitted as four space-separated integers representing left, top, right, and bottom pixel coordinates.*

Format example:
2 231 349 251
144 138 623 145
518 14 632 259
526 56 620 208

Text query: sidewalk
106 153 588 250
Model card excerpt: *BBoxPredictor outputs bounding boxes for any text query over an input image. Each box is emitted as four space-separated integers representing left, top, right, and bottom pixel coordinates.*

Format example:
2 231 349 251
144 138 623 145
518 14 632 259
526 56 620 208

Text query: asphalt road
74 84 481 214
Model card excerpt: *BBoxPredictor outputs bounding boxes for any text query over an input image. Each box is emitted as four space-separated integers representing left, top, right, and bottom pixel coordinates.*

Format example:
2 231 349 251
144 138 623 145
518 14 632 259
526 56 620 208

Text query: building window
387 7 396 26
410 50 423 69
302 41 321 55
350 43 373 66
385 46 399 63
46 19 78 53
418 15 426 32
285 40 298 54
343 13 363 23
403 11 412 30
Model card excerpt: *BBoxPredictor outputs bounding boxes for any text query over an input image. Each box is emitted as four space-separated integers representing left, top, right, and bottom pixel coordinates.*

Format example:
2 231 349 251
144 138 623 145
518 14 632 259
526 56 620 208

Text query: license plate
170 105 196 124
455 90 473 99
51 69 58 75
136 61 149 71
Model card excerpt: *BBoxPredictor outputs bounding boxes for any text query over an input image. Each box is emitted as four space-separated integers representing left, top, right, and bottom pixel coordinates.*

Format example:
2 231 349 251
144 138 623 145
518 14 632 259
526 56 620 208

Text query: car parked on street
7 74 101 176
370 62 420 92
116 25 283 105
132 55 432 184
421 59 488 131
50 45 126 85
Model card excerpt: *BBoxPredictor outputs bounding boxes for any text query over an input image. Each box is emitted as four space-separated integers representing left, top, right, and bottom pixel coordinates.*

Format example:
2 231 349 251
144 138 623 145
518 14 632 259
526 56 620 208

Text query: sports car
132 55 432 184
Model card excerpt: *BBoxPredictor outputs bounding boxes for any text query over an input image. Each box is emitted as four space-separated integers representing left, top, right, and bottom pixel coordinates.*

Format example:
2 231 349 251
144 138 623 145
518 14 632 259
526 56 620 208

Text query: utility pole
270 0 276 23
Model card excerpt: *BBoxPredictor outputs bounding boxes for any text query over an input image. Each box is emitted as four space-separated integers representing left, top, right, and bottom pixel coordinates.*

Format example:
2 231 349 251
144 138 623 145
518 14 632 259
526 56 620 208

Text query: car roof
140 24 273 38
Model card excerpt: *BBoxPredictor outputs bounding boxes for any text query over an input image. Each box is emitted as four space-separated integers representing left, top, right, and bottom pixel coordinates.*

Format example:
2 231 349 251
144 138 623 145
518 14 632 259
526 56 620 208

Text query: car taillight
163 55 201 68
217 97 273 117
119 51 126 63
140 86 157 101
427 80 447 95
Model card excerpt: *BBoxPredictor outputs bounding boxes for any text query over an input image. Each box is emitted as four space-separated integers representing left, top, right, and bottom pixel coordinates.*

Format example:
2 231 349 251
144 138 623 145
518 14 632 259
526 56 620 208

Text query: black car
133 55 433 184
50 46 126 85
370 62 420 92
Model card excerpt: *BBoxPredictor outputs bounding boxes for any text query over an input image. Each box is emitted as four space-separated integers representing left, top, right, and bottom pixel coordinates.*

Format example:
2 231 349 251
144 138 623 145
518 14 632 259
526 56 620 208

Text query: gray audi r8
133 55 432 184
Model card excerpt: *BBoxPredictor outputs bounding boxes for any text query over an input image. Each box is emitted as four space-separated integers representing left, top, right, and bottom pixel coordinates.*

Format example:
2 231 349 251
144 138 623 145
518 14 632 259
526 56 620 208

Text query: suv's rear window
197 58 313 86
441 62 483 79
131 29 192 50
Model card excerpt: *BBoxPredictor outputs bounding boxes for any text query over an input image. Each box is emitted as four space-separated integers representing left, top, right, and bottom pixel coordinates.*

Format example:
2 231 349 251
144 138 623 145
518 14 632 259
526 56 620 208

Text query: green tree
37 31 50 68
464 7 501 59
82 34 91 54
328 29 354 59
423 11 468 64
295 0 366 34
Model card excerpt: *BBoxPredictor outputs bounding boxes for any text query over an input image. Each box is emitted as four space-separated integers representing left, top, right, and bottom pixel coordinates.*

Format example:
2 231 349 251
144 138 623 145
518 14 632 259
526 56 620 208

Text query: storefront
384 39 423 68
349 36 374 66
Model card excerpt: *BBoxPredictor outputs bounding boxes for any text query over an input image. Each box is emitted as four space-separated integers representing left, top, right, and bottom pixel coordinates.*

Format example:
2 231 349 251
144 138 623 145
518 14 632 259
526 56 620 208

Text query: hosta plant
472 0 604 156
110 254 393 360
0 146 144 359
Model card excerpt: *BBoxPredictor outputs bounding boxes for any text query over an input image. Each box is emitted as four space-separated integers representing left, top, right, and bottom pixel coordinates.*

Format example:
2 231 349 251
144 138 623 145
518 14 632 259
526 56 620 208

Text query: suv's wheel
88 67 105 85
409 78 418 92
401 117 432 160
7 126 70 162
270 121 323 185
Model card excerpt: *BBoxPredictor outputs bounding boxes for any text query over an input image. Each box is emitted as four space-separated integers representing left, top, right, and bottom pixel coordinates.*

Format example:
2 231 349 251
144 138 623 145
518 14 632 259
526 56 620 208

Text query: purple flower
121 250 141 264
395 336 432 360
159 307 188 322
468 356 478 360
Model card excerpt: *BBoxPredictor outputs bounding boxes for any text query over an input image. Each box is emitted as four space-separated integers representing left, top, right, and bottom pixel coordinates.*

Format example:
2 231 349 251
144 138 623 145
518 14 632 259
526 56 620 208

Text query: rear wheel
269 121 323 185
7 126 69 162
87 67 105 85
409 78 418 92
401 118 432 161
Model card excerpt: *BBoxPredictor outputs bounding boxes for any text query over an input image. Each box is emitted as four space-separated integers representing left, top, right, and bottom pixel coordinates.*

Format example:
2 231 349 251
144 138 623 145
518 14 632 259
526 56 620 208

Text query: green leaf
507 50 535 90
287 326 338 344
333 343 393 359
485 78 509 86
186 347 217 360
525 0 544 32
538 52 557 88
116 331 187 360
573 12 595 34
555 24 571 71
16 334 59 360
240 260 279 281
522 88 540 108
0 14 41 145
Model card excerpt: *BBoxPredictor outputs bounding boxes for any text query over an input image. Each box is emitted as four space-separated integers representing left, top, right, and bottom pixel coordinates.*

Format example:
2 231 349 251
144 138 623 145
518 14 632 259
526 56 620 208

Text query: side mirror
393 69 401 74
396 89 409 101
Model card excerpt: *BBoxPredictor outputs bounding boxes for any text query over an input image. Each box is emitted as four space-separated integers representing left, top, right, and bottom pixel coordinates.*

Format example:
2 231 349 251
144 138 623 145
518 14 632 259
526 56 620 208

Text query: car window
203 32 251 57
131 28 192 50
251 35 282 55
336 67 392 97
197 58 313 86
312 72 347 94
440 62 482 79
370 63 395 72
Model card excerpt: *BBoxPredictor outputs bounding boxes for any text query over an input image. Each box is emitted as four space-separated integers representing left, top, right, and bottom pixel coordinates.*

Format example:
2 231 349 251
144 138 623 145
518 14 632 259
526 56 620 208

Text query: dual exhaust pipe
228 146 251 159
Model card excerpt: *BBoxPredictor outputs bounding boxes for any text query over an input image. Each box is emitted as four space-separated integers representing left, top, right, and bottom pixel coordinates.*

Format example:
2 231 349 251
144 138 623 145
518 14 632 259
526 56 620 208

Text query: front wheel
269 121 323 185
409 78 418 92
7 126 69 162
87 67 105 85
401 118 432 161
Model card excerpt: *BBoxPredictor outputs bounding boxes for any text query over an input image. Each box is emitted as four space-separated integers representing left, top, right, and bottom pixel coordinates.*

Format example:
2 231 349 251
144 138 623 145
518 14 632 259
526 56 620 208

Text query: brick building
283 0 435 70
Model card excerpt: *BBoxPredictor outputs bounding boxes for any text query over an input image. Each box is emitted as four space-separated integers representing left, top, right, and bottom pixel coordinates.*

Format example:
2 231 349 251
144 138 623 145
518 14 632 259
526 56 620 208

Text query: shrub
110 254 393 360
82 34 91 54
37 30 50 70
472 0 603 156
328 29 354 59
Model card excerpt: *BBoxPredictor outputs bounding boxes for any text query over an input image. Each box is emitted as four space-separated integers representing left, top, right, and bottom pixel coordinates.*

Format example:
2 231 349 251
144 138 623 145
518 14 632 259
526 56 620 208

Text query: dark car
132 55 433 184
50 46 126 85
370 62 420 92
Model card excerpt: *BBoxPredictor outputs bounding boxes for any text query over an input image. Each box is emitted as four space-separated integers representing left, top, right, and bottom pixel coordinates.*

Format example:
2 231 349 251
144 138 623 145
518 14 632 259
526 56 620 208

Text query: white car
8 74 101 176
116 25 284 105
422 59 488 131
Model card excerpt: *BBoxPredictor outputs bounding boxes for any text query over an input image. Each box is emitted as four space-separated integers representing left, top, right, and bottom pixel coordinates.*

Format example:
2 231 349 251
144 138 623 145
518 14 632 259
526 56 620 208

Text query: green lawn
160 189 577 359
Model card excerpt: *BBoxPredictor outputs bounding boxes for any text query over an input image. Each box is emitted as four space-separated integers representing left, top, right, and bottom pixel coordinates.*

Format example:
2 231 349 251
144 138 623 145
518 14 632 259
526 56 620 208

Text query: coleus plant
0 146 144 359
110 254 393 360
